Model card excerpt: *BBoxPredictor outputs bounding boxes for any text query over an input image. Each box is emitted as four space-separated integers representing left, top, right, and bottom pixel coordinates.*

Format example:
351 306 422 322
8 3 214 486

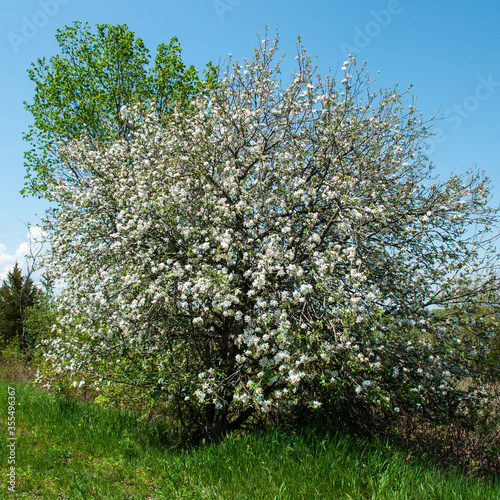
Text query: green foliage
0 263 38 351
24 286 56 358
23 20 216 198
0 337 35 383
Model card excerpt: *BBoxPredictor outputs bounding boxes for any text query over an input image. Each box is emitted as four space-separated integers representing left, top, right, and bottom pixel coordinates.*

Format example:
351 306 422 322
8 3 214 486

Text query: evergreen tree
0 263 38 350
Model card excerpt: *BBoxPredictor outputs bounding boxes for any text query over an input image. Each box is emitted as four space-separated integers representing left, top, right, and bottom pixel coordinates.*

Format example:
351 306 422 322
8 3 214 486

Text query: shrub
38 33 500 442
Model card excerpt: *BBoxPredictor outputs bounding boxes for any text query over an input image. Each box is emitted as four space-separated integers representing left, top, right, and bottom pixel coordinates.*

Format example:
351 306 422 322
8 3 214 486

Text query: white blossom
38 33 500 436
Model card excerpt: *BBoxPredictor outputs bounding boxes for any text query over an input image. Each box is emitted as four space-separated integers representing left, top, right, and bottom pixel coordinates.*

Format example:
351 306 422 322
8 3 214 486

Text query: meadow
1 376 499 500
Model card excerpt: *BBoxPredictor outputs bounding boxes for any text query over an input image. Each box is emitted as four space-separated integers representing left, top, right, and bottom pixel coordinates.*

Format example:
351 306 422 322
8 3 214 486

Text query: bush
0 338 36 383
37 33 500 442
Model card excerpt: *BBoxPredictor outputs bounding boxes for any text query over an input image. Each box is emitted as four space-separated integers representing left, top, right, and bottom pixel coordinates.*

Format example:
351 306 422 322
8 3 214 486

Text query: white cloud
0 226 47 282
0 244 17 281
0 243 13 277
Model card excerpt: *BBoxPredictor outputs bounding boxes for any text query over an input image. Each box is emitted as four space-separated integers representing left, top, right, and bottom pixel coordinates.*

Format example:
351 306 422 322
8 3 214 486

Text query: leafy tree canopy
23 21 216 198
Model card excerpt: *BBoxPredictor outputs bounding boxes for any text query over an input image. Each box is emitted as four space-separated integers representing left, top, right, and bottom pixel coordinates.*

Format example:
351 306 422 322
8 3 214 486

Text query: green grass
1 379 499 499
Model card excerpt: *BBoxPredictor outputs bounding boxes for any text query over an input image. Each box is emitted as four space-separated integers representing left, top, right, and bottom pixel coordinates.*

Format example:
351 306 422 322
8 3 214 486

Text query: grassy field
1 379 499 499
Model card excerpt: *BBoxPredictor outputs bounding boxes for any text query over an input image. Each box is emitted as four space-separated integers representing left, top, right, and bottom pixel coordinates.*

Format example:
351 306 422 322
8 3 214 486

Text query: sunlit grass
1 379 498 499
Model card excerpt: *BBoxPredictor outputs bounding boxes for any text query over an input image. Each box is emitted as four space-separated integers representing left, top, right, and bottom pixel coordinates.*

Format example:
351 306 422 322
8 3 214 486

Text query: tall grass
1 379 499 499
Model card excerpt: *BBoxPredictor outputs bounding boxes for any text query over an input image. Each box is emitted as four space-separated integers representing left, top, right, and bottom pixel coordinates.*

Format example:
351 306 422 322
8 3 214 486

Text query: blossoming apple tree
40 36 499 440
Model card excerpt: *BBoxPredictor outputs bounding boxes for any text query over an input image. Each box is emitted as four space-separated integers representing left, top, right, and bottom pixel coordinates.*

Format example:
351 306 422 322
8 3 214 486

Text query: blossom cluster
39 36 499 431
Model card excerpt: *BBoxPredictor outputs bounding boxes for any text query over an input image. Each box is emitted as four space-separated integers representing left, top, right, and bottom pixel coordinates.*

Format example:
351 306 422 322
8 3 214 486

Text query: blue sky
1 0 500 280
